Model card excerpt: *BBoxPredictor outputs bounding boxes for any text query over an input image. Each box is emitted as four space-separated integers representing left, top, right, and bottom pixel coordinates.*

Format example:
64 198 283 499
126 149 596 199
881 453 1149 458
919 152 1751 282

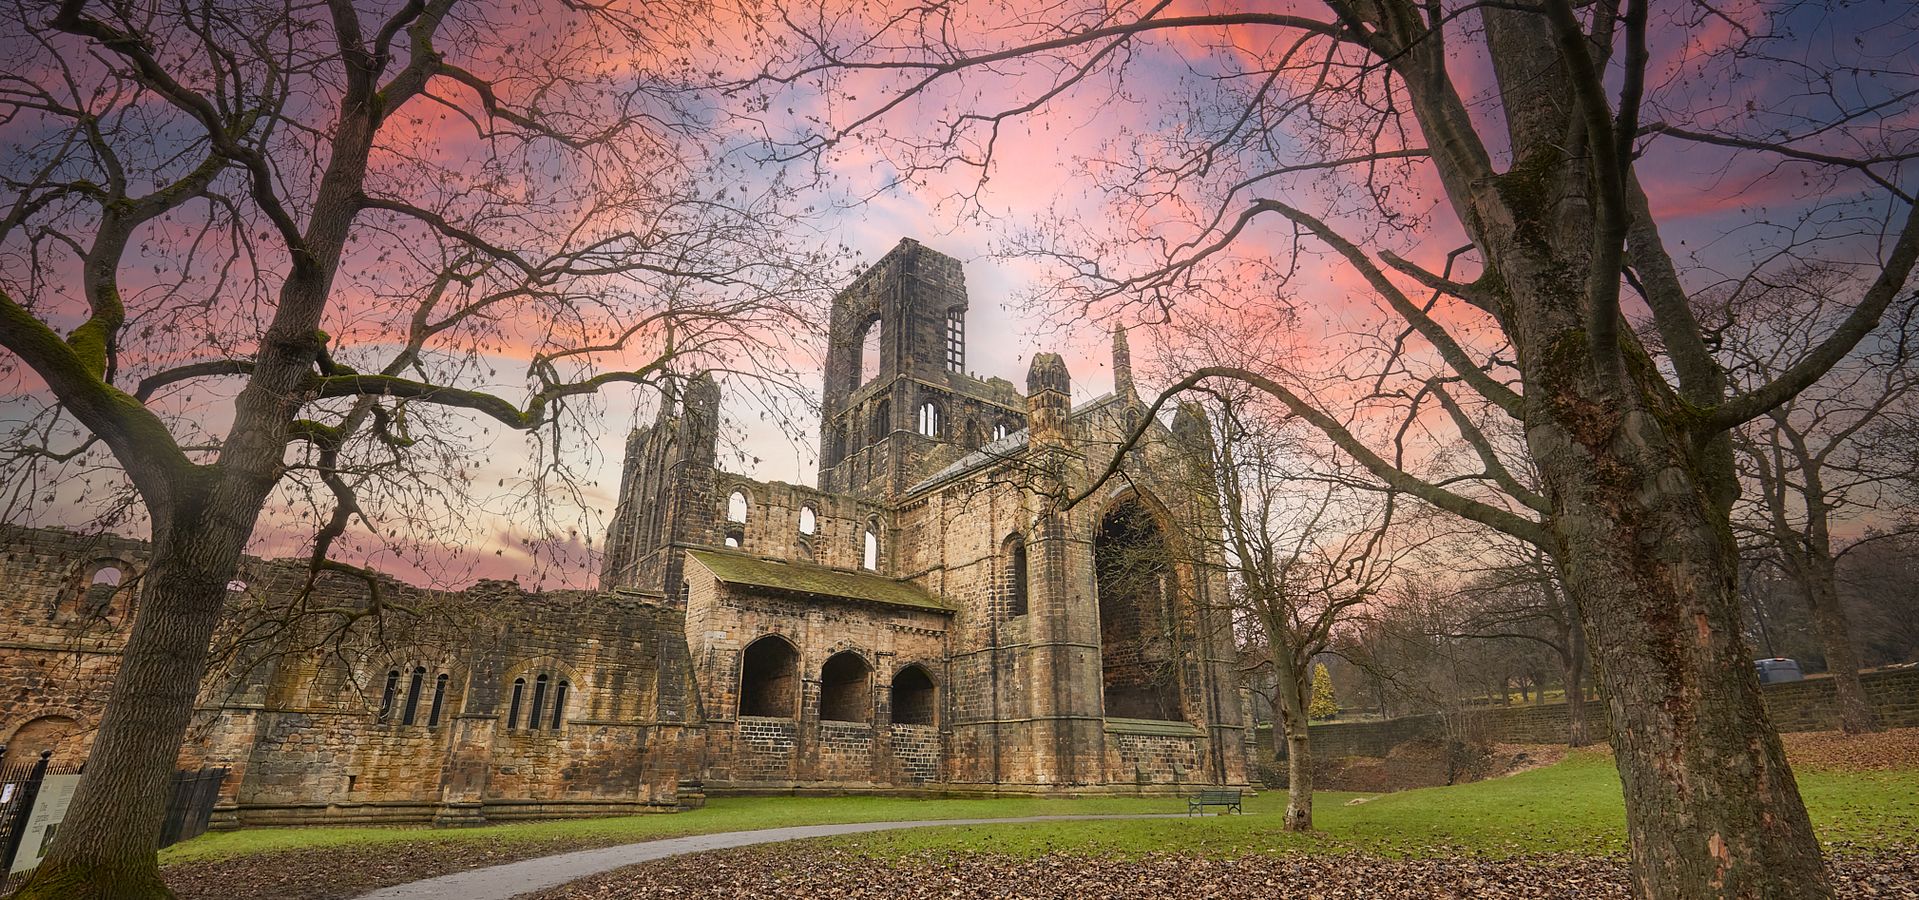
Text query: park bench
1187 789 1243 816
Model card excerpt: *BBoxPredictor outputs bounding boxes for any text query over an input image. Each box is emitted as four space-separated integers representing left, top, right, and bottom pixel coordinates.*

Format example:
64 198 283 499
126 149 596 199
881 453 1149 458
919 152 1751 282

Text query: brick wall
735 716 799 780
1294 667 1919 759
1110 732 1204 785
891 723 940 783
816 721 875 781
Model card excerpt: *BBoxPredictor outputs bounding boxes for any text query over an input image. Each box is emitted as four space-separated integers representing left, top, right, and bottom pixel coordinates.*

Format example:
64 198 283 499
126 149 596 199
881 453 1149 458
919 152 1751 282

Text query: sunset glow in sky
1 0 1911 590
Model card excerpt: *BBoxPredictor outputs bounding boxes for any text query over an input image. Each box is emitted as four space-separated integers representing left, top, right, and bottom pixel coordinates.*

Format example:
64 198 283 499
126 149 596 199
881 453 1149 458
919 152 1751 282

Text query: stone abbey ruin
0 239 1252 827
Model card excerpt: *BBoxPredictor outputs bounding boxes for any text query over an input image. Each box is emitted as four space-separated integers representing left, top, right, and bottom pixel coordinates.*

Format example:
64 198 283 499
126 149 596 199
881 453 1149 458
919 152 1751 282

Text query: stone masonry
0 238 1253 828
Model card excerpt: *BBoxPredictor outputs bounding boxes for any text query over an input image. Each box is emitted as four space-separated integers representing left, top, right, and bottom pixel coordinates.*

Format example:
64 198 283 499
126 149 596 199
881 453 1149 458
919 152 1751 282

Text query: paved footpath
355 814 1186 900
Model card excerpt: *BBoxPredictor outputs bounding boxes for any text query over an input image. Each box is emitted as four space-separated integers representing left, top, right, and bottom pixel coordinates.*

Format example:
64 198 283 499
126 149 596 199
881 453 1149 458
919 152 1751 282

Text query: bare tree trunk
1563 626 1592 747
1537 389 1828 897
1283 725 1312 831
16 503 242 899
1804 553 1881 734
1273 660 1313 832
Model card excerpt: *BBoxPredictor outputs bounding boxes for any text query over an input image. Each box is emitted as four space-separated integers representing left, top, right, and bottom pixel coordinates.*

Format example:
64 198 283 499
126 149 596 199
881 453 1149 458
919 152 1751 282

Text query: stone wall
1 525 705 827
891 723 940 783
1291 666 1919 760
4 238 1262 825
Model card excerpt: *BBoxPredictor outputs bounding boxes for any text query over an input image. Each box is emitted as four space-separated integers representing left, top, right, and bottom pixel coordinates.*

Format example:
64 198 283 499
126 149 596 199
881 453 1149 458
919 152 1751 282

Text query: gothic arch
1092 489 1188 722
819 650 874 723
889 664 938 726
738 634 801 718
0 712 87 769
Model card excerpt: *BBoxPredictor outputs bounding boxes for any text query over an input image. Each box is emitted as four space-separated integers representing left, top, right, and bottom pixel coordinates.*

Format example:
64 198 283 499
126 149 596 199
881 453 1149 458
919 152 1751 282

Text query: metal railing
0 747 227 895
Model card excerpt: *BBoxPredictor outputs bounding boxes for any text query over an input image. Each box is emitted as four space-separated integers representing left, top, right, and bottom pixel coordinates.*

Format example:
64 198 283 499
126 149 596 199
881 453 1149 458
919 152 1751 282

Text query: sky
0 0 1911 591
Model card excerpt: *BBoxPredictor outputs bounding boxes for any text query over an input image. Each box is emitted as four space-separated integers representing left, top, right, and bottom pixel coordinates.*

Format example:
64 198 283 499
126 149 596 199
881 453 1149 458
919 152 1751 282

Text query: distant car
1755 658 1804 684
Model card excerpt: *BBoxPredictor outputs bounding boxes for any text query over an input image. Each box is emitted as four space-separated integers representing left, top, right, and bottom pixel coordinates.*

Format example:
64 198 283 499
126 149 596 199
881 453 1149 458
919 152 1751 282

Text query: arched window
1004 533 1030 618
428 674 449 727
739 635 801 718
820 652 873 723
798 506 818 536
944 308 965 372
858 318 882 384
862 522 879 571
503 670 574 730
82 564 124 614
550 680 570 729
727 489 750 523
401 666 427 726
917 401 940 438
871 399 890 443
992 422 1011 443
378 669 401 723
724 526 745 549
891 665 937 726
1096 498 1184 722
528 674 550 729
507 677 526 727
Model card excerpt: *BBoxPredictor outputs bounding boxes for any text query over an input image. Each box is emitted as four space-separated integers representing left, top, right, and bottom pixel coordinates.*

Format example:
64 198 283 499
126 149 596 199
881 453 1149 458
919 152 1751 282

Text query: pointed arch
819 651 874 723
739 634 801 718
1094 492 1185 722
857 316 883 385
890 665 937 726
1002 532 1030 618
862 520 880 571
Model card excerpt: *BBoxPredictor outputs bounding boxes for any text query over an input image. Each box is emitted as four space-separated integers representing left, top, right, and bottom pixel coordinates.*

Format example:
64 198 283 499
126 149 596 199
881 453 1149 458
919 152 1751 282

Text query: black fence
0 750 82 895
0 750 227 895
160 767 229 849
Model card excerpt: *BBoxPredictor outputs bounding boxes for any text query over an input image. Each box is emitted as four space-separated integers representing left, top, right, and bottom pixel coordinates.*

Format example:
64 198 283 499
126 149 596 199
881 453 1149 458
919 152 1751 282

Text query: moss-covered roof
685 550 953 613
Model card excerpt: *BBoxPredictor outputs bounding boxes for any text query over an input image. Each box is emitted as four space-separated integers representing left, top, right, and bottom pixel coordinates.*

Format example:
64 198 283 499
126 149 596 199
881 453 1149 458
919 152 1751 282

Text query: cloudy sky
1 0 1909 590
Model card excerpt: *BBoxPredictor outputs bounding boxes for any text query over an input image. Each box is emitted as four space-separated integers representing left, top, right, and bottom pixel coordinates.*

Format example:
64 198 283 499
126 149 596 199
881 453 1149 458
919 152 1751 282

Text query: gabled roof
906 430 1029 495
685 549 952 613
905 391 1131 496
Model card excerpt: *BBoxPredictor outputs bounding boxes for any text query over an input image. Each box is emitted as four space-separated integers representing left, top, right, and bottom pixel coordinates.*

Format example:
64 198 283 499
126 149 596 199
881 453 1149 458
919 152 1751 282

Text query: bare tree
1836 531 1919 667
1715 276 1919 732
1419 533 1595 746
1188 389 1408 831
742 1 1919 894
0 2 828 896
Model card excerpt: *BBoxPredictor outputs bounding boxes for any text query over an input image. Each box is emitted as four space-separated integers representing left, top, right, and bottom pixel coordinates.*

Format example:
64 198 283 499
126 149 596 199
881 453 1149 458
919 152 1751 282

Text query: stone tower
600 373 721 597
817 238 1027 500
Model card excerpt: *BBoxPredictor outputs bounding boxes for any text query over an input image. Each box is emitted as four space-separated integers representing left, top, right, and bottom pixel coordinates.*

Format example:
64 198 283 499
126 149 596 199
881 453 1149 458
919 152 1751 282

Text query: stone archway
739 635 801 718
1094 497 1185 722
1 715 84 770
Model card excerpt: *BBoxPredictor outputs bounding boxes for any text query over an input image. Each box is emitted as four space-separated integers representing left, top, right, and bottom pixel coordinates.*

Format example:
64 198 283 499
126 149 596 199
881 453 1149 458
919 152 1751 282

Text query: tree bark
1534 380 1830 898
14 496 245 900
1275 663 1313 832
1802 553 1881 734
1563 624 1592 747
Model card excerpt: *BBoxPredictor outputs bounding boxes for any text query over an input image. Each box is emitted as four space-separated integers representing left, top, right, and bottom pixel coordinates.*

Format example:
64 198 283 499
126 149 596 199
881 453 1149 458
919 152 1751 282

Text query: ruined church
0 238 1251 827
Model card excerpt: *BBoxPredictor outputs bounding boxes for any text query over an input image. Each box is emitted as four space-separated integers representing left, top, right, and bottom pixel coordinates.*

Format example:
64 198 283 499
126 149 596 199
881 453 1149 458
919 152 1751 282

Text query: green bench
1187 789 1243 816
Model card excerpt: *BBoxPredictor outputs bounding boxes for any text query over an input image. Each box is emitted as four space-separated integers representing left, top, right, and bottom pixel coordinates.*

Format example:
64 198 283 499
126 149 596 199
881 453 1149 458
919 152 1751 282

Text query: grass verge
162 748 1919 867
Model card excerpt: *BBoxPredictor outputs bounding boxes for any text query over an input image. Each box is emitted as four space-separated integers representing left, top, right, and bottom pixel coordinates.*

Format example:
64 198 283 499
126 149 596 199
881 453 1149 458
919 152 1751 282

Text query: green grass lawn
162 751 1919 866
834 752 1919 859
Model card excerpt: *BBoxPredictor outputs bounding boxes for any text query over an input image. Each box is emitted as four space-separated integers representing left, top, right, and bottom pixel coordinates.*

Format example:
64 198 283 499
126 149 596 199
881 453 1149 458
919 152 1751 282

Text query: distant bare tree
1835 532 1919 667
1419 533 1595 746
0 2 829 896
1182 387 1410 831
1714 276 1919 733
